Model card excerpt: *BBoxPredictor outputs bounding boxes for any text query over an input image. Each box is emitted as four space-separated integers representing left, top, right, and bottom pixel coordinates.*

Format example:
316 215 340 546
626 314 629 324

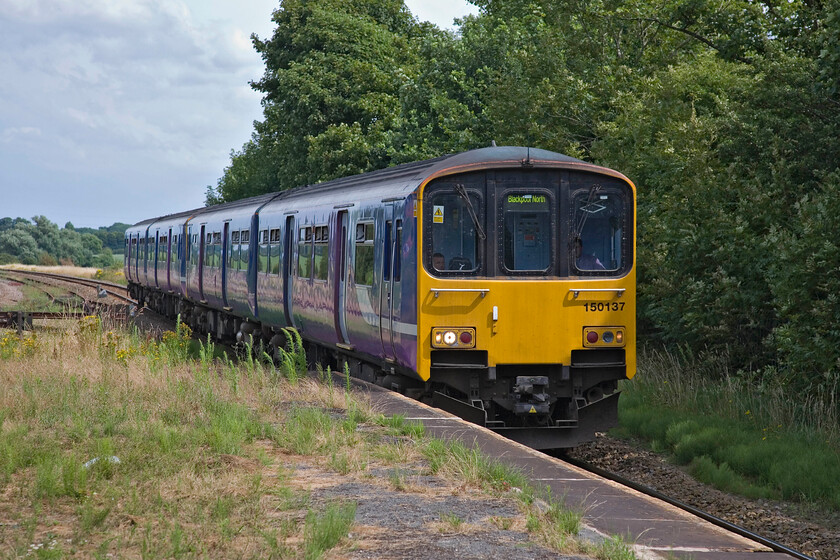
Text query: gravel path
567 434 840 560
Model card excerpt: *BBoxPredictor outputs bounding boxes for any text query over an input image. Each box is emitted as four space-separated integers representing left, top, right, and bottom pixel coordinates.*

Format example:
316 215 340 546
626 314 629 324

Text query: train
125 146 636 449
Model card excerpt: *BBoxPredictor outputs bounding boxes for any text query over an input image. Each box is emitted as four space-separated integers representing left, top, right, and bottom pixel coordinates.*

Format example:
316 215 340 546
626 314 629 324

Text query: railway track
0 269 135 305
0 269 136 329
558 452 816 560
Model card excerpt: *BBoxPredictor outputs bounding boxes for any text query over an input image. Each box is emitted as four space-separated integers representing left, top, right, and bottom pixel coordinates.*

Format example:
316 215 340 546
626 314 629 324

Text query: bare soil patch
0 277 24 308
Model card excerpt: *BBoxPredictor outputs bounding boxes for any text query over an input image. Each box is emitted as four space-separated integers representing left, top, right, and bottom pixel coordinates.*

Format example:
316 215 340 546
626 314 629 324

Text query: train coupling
512 376 551 415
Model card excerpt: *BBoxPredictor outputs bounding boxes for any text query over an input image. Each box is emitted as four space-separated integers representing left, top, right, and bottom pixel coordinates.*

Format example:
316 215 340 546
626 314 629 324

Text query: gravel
566 433 840 560
305 468 583 560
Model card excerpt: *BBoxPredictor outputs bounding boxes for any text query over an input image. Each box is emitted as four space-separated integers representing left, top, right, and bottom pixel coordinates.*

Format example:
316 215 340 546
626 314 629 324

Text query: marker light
431 327 477 349
584 326 626 347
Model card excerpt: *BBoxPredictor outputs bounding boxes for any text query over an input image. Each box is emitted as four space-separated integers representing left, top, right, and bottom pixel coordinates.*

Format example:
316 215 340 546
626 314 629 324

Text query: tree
0 227 40 264
209 0 420 202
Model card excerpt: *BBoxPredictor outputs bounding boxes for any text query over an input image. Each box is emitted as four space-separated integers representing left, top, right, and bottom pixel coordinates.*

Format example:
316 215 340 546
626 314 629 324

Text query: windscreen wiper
572 183 602 242
454 183 487 240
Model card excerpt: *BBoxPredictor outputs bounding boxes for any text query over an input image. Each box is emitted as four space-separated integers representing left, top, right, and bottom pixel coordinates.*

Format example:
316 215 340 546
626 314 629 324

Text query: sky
0 0 480 229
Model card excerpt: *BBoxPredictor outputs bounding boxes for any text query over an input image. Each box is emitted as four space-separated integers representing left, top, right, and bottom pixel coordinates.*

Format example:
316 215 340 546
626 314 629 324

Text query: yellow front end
418 275 636 378
411 157 636 447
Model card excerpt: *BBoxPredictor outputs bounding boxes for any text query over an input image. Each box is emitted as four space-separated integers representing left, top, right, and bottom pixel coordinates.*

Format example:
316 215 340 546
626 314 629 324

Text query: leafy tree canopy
208 0 840 393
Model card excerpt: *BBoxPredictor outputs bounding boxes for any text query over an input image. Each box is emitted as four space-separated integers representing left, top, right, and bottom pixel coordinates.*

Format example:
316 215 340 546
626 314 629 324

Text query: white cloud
0 0 478 228
0 0 270 226
1 126 42 143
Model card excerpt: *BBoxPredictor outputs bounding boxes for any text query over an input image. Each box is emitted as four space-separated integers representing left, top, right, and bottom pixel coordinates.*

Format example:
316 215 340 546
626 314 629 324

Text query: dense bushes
0 216 121 268
209 0 840 397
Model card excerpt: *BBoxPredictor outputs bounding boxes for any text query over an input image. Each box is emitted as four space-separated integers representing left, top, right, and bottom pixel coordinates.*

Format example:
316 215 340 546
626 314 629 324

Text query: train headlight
431 327 476 349
584 327 626 348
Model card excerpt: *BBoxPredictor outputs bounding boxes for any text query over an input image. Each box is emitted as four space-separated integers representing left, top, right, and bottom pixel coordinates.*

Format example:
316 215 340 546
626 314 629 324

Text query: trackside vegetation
0 322 635 560
0 217 126 268
616 348 840 510
209 0 840 413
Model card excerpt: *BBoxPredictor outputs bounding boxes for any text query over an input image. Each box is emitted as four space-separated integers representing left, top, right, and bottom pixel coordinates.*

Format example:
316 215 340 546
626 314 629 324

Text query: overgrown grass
616 346 840 509
0 319 637 559
0 322 347 558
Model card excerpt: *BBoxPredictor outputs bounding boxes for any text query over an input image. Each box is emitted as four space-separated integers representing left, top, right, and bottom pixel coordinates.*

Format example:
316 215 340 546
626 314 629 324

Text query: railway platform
354 380 798 560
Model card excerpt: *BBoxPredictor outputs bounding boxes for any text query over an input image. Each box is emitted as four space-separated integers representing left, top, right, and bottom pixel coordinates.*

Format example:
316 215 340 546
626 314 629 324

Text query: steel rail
559 454 816 560
2 270 136 305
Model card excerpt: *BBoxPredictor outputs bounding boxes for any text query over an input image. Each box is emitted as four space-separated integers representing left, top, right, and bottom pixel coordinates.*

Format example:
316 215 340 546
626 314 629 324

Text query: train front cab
416 164 636 449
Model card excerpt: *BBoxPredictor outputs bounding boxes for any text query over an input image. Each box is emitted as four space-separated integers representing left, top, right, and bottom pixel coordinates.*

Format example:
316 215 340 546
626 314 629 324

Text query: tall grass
0 323 335 558
0 321 639 559
618 346 840 508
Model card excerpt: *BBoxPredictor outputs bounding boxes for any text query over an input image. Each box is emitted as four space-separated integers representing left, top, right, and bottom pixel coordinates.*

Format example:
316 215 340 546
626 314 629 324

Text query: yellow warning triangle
434 208 443 216
529 406 537 414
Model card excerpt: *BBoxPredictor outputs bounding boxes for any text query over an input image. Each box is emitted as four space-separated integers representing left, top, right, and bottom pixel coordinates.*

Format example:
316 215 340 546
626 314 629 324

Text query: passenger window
240 230 249 271
502 192 551 272
394 221 402 282
354 222 375 286
230 230 239 269
213 232 221 267
313 225 329 281
383 221 392 280
572 188 626 272
270 229 281 274
259 229 269 273
297 226 312 278
427 190 481 273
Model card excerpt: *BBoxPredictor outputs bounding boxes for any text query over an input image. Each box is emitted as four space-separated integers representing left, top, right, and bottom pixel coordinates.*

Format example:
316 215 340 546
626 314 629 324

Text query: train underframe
132 283 625 450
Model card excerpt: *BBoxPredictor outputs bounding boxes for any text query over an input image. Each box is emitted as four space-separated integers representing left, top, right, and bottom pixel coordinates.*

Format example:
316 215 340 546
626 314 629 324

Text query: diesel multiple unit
126 146 636 449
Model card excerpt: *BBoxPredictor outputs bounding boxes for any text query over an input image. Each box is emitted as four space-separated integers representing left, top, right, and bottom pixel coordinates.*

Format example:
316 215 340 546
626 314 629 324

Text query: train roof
129 146 628 227
276 146 589 201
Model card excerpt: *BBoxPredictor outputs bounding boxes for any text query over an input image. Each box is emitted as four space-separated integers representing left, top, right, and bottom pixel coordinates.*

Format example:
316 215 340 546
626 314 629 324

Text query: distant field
0 264 126 286
0 264 104 278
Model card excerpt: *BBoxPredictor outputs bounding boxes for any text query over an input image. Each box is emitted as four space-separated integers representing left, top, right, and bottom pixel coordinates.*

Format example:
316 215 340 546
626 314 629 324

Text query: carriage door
283 215 296 328
199 224 206 301
222 222 230 308
334 210 350 345
167 228 173 290
180 225 188 295
379 204 398 361
154 230 160 288
131 235 138 282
